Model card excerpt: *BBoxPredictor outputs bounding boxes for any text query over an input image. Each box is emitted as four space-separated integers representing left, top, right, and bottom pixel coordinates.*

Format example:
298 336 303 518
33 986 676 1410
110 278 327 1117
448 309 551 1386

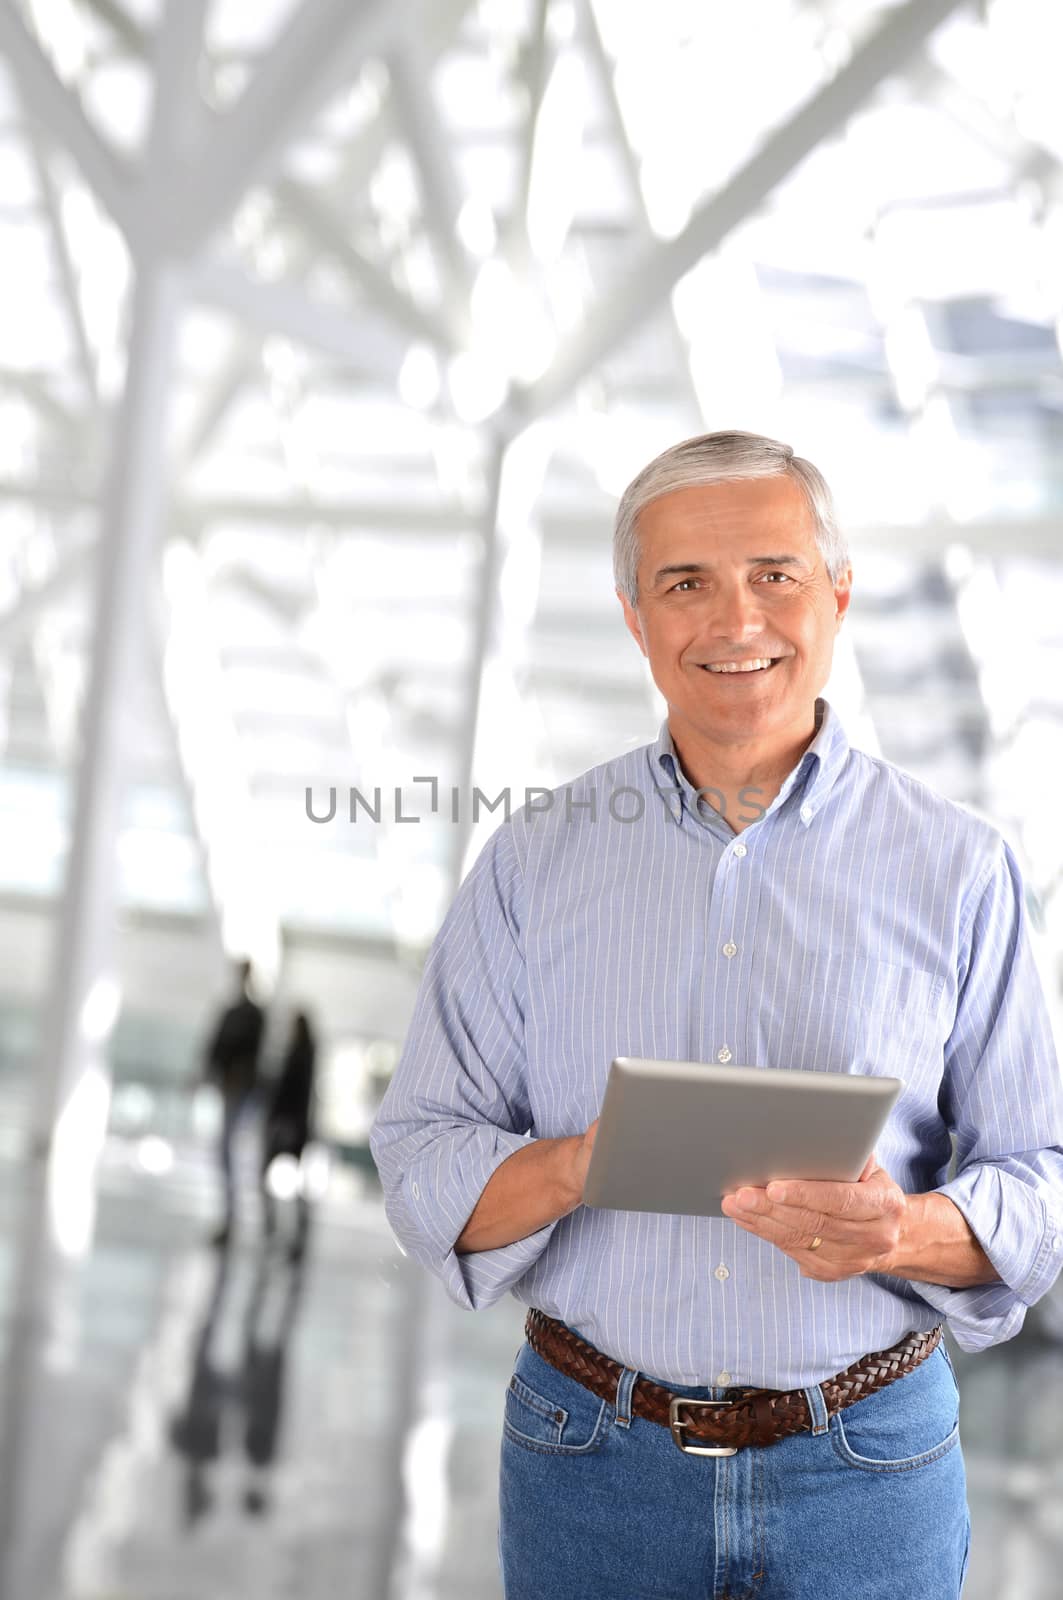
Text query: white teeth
704 658 775 674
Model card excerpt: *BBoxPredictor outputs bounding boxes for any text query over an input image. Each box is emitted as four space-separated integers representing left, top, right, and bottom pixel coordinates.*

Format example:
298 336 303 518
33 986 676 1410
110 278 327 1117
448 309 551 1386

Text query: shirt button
722 941 737 958
716 1371 732 1386
716 1046 732 1063
800 804 813 822
714 1264 730 1281
733 844 747 858
412 1182 421 1200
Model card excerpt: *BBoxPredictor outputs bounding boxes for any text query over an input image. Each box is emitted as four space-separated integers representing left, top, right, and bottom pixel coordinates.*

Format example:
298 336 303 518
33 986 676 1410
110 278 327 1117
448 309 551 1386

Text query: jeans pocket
831 1345 960 1474
502 1342 614 1457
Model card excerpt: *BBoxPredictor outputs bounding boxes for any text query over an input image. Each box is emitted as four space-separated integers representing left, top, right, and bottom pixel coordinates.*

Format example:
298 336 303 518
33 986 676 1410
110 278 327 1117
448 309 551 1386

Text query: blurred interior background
0 0 1062 1595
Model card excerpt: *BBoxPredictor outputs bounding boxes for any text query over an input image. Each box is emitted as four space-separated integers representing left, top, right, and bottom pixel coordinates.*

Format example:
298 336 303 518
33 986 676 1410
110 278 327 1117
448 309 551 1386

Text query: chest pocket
780 953 947 1084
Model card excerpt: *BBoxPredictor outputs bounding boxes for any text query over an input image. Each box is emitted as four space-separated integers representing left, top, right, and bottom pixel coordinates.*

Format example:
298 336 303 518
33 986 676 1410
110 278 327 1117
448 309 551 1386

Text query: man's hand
720 1153 908 1282
567 1118 600 1207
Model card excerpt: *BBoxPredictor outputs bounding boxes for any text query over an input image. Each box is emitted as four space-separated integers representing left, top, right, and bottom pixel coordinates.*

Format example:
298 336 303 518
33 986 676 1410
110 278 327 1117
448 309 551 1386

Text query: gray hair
613 430 849 606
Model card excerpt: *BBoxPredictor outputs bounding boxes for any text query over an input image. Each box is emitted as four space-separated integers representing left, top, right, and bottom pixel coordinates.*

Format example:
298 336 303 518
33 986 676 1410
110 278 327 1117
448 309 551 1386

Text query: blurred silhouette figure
168 1248 232 1525
169 1244 307 1524
240 1248 307 1514
202 959 266 1248
260 1009 317 1260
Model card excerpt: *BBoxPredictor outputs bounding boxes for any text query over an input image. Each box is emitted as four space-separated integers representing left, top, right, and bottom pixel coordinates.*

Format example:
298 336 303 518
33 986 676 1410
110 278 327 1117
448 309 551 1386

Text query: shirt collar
648 698 850 832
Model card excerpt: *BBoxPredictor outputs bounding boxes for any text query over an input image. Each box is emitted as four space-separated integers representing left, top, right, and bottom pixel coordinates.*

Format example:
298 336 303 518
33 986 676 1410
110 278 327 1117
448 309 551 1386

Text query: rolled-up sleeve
369 819 560 1310
913 839 1063 1349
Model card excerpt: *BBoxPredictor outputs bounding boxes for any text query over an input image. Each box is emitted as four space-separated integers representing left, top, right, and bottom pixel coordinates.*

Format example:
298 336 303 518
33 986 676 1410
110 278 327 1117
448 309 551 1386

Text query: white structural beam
176 234 369 474
143 0 211 175
174 237 324 469
175 494 472 534
448 435 505 899
0 372 79 434
576 0 703 418
447 421 555 895
82 0 147 55
0 478 92 512
187 256 409 375
802 0 1058 184
24 133 99 406
160 546 282 980
176 342 261 470
275 177 454 350
388 38 474 338
176 0 477 469
0 474 1061 559
148 613 226 957
505 0 551 264
28 266 180 1162
0 0 133 234
513 0 971 426
0 264 181 1600
0 538 95 651
153 0 396 254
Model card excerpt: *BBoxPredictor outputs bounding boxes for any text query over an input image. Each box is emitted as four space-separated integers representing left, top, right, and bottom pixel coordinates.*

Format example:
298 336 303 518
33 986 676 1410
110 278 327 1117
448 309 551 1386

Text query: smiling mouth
697 657 782 675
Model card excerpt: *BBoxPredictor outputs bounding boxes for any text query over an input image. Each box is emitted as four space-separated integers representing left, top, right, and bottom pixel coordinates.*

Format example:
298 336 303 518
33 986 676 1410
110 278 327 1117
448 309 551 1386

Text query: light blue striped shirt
370 699 1063 1388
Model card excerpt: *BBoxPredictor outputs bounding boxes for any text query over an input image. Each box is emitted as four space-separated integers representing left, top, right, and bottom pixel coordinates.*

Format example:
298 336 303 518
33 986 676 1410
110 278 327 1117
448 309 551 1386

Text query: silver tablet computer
582 1058 902 1219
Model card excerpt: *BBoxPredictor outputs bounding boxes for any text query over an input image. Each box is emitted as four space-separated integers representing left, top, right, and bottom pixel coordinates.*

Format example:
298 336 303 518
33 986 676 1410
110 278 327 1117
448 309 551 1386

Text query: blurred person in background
260 1009 317 1261
168 1251 231 1527
241 1238 309 1513
169 1240 307 1522
202 958 266 1248
371 431 1063 1600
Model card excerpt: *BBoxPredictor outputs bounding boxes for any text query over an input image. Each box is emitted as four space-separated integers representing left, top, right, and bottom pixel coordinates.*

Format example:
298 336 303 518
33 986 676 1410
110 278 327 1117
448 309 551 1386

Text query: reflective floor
0 1130 1060 1600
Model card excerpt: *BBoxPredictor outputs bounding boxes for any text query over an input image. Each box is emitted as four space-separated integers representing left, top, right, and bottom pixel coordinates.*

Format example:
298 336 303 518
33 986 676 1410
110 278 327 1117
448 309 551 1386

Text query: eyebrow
651 555 809 586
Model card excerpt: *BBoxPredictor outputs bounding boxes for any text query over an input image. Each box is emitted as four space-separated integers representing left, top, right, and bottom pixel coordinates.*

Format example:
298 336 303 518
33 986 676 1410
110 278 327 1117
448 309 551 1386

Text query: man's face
618 475 852 754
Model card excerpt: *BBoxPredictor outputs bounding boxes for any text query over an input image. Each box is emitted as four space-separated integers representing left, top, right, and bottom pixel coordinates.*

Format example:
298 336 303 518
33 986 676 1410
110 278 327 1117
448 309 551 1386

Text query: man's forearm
889 1192 1001 1288
454 1136 583 1254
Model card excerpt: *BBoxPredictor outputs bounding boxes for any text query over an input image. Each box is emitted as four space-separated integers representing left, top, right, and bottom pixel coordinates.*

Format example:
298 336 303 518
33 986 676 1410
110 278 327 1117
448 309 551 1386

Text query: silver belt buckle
669 1397 739 1457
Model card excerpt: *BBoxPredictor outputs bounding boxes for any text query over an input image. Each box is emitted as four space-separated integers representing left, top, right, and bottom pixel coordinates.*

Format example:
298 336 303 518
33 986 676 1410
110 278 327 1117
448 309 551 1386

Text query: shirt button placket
709 837 744 1066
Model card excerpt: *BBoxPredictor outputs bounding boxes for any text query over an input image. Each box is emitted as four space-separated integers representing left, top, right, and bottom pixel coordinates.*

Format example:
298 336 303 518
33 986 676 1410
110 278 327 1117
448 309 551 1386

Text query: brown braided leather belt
525 1309 942 1456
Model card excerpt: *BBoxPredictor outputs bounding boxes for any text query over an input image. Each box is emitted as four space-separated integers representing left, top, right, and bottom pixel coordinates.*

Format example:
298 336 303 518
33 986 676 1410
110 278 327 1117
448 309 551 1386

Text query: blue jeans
499 1332 970 1599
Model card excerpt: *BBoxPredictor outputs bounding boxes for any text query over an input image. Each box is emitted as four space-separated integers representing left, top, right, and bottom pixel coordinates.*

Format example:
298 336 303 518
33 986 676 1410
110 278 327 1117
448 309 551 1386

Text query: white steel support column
448 435 505 899
32 260 180 1171
448 423 554 897
0 261 181 1600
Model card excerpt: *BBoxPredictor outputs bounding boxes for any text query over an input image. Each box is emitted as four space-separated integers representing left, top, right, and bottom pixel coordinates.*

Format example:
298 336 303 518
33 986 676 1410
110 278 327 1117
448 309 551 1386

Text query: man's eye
760 571 792 584
671 579 698 592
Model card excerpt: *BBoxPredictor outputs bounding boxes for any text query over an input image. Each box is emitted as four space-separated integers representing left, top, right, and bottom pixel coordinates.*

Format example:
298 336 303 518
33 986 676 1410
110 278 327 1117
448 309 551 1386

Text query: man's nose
706 582 765 640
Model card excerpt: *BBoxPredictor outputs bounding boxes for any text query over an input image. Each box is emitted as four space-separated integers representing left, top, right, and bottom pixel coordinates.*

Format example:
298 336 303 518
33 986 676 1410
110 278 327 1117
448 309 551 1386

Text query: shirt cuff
384 1128 561 1312
905 1164 1063 1351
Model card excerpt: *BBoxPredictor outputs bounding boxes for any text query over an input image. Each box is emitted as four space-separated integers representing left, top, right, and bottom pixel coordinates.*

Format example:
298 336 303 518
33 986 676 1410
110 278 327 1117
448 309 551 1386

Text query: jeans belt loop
802 1380 830 1436
614 1366 637 1429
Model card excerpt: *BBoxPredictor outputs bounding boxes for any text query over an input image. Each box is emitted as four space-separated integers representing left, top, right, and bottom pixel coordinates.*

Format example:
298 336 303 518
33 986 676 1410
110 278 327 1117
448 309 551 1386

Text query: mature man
370 431 1063 1599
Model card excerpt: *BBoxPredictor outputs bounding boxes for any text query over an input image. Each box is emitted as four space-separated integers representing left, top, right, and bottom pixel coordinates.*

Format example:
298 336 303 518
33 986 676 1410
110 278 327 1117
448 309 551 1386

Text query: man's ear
618 587 647 657
833 566 853 628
